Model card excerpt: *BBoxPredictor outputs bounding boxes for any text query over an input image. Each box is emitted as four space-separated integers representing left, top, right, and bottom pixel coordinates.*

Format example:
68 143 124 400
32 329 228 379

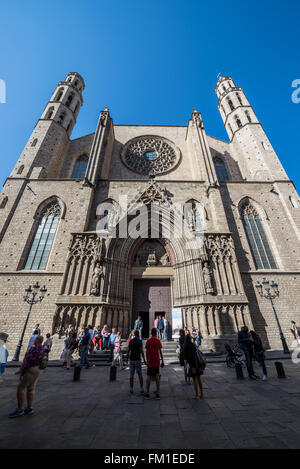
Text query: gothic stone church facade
1 72 300 357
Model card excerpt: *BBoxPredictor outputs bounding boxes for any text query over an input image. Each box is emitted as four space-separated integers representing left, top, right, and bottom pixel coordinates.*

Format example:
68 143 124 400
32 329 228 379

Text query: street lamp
12 282 48 362
255 278 290 354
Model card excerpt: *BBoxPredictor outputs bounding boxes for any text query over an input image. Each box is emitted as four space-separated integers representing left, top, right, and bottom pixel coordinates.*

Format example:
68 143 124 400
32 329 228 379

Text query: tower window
245 110 252 123
240 200 277 270
66 93 74 107
55 89 64 102
17 165 24 175
235 116 242 128
46 107 54 119
72 155 88 179
228 98 235 111
214 157 229 181
31 138 38 147
236 93 243 106
58 113 65 124
25 200 61 270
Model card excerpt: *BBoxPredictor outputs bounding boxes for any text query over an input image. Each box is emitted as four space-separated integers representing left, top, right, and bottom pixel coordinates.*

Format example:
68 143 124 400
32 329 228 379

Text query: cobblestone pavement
1 359 300 449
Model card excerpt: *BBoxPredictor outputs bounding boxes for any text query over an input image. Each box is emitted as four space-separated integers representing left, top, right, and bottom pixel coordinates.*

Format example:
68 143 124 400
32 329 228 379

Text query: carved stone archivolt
121 135 181 175
133 240 170 266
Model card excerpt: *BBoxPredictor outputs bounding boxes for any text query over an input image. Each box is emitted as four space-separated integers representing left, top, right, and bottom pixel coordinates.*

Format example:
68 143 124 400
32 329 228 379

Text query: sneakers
24 408 34 416
9 408 24 418
144 393 150 399
155 393 160 400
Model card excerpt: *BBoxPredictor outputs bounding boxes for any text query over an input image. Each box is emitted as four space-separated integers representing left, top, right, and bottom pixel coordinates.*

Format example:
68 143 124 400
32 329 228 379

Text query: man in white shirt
27 330 39 351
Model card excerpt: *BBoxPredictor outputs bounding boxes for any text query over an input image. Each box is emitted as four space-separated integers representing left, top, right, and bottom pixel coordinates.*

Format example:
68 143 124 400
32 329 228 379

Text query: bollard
110 365 117 381
235 363 244 380
275 361 286 379
73 364 81 382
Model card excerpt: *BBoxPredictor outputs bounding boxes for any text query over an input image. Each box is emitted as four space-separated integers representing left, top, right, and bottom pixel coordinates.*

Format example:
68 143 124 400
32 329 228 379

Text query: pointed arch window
241 201 277 270
228 98 235 111
25 200 61 270
214 157 229 181
72 155 88 179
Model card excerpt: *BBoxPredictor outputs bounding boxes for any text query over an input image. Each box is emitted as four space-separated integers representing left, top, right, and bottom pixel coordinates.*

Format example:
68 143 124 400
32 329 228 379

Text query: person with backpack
183 334 205 400
9 335 45 418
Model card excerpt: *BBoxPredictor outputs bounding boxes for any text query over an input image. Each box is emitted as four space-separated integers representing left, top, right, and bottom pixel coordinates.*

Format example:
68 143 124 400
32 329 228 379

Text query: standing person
80 328 93 369
157 316 164 341
108 328 117 363
154 316 159 334
183 334 204 400
191 327 199 345
27 330 39 351
65 324 73 338
250 331 267 381
178 329 190 385
9 336 45 418
43 334 52 356
101 325 110 350
238 326 258 380
0 333 9 383
134 315 143 340
126 330 146 395
32 324 41 335
291 321 300 345
113 331 125 370
145 328 164 400
93 326 102 351
163 317 168 341
66 332 77 370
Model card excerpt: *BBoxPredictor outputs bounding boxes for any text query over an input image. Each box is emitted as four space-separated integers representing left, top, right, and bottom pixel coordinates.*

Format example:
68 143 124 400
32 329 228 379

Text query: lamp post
12 282 47 362
255 278 290 354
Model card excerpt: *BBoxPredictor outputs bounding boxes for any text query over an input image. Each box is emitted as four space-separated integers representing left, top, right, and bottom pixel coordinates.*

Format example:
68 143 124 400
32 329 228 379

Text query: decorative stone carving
121 135 181 175
90 261 104 296
202 261 214 294
133 240 170 267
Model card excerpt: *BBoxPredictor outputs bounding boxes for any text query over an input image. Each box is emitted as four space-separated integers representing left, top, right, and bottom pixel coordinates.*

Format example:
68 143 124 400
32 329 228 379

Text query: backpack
39 351 49 370
195 348 206 371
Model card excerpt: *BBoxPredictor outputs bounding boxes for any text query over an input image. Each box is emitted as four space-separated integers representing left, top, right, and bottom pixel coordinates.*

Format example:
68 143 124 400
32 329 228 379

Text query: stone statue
147 250 157 266
203 261 214 294
90 261 104 296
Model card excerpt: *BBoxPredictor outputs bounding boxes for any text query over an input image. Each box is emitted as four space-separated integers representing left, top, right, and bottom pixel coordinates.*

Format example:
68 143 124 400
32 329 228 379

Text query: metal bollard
235 363 244 379
73 364 81 382
110 365 117 381
275 361 286 379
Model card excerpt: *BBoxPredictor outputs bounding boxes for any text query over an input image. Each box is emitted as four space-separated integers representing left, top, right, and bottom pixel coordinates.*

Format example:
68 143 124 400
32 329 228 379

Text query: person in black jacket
238 326 258 380
250 330 267 380
183 334 204 400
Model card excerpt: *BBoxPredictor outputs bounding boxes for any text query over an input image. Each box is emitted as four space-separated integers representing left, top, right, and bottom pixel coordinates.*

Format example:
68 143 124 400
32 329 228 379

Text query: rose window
121 136 181 175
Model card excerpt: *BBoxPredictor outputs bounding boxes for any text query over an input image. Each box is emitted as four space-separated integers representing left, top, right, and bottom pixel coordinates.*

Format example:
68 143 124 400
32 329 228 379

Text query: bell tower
11 72 85 179
215 76 288 181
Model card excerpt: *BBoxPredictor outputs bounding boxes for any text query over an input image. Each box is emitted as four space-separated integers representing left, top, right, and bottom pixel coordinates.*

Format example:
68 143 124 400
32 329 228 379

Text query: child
0 332 9 383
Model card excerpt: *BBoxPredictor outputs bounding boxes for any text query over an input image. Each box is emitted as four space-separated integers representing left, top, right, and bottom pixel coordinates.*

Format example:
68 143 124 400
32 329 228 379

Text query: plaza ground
1 358 300 449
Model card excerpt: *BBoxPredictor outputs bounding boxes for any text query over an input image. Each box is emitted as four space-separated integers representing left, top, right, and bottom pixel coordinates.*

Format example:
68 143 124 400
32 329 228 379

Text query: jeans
80 345 90 367
0 363 6 376
242 347 254 377
164 328 168 340
261 360 267 376
138 328 143 339
102 336 108 349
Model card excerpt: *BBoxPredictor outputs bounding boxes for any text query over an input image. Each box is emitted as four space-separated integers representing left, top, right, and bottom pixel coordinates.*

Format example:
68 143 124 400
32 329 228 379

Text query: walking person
113 331 125 370
66 332 77 370
108 328 117 363
43 334 52 356
80 327 93 368
157 316 164 340
0 332 9 383
238 326 258 380
183 334 204 400
9 335 45 418
134 315 143 340
145 328 164 400
126 330 146 395
250 331 267 381
179 329 190 385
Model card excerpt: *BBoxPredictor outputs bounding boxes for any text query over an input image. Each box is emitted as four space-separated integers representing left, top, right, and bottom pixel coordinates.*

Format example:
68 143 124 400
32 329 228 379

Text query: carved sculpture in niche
90 261 104 296
133 240 170 266
202 261 214 294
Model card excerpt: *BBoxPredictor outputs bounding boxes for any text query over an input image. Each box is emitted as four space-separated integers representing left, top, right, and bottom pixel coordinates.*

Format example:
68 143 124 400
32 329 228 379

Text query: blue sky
0 0 299 189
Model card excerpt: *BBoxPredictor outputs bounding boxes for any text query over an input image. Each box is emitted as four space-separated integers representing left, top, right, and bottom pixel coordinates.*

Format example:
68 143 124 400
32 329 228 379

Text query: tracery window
240 201 277 270
25 201 61 270
72 155 88 179
214 157 229 181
